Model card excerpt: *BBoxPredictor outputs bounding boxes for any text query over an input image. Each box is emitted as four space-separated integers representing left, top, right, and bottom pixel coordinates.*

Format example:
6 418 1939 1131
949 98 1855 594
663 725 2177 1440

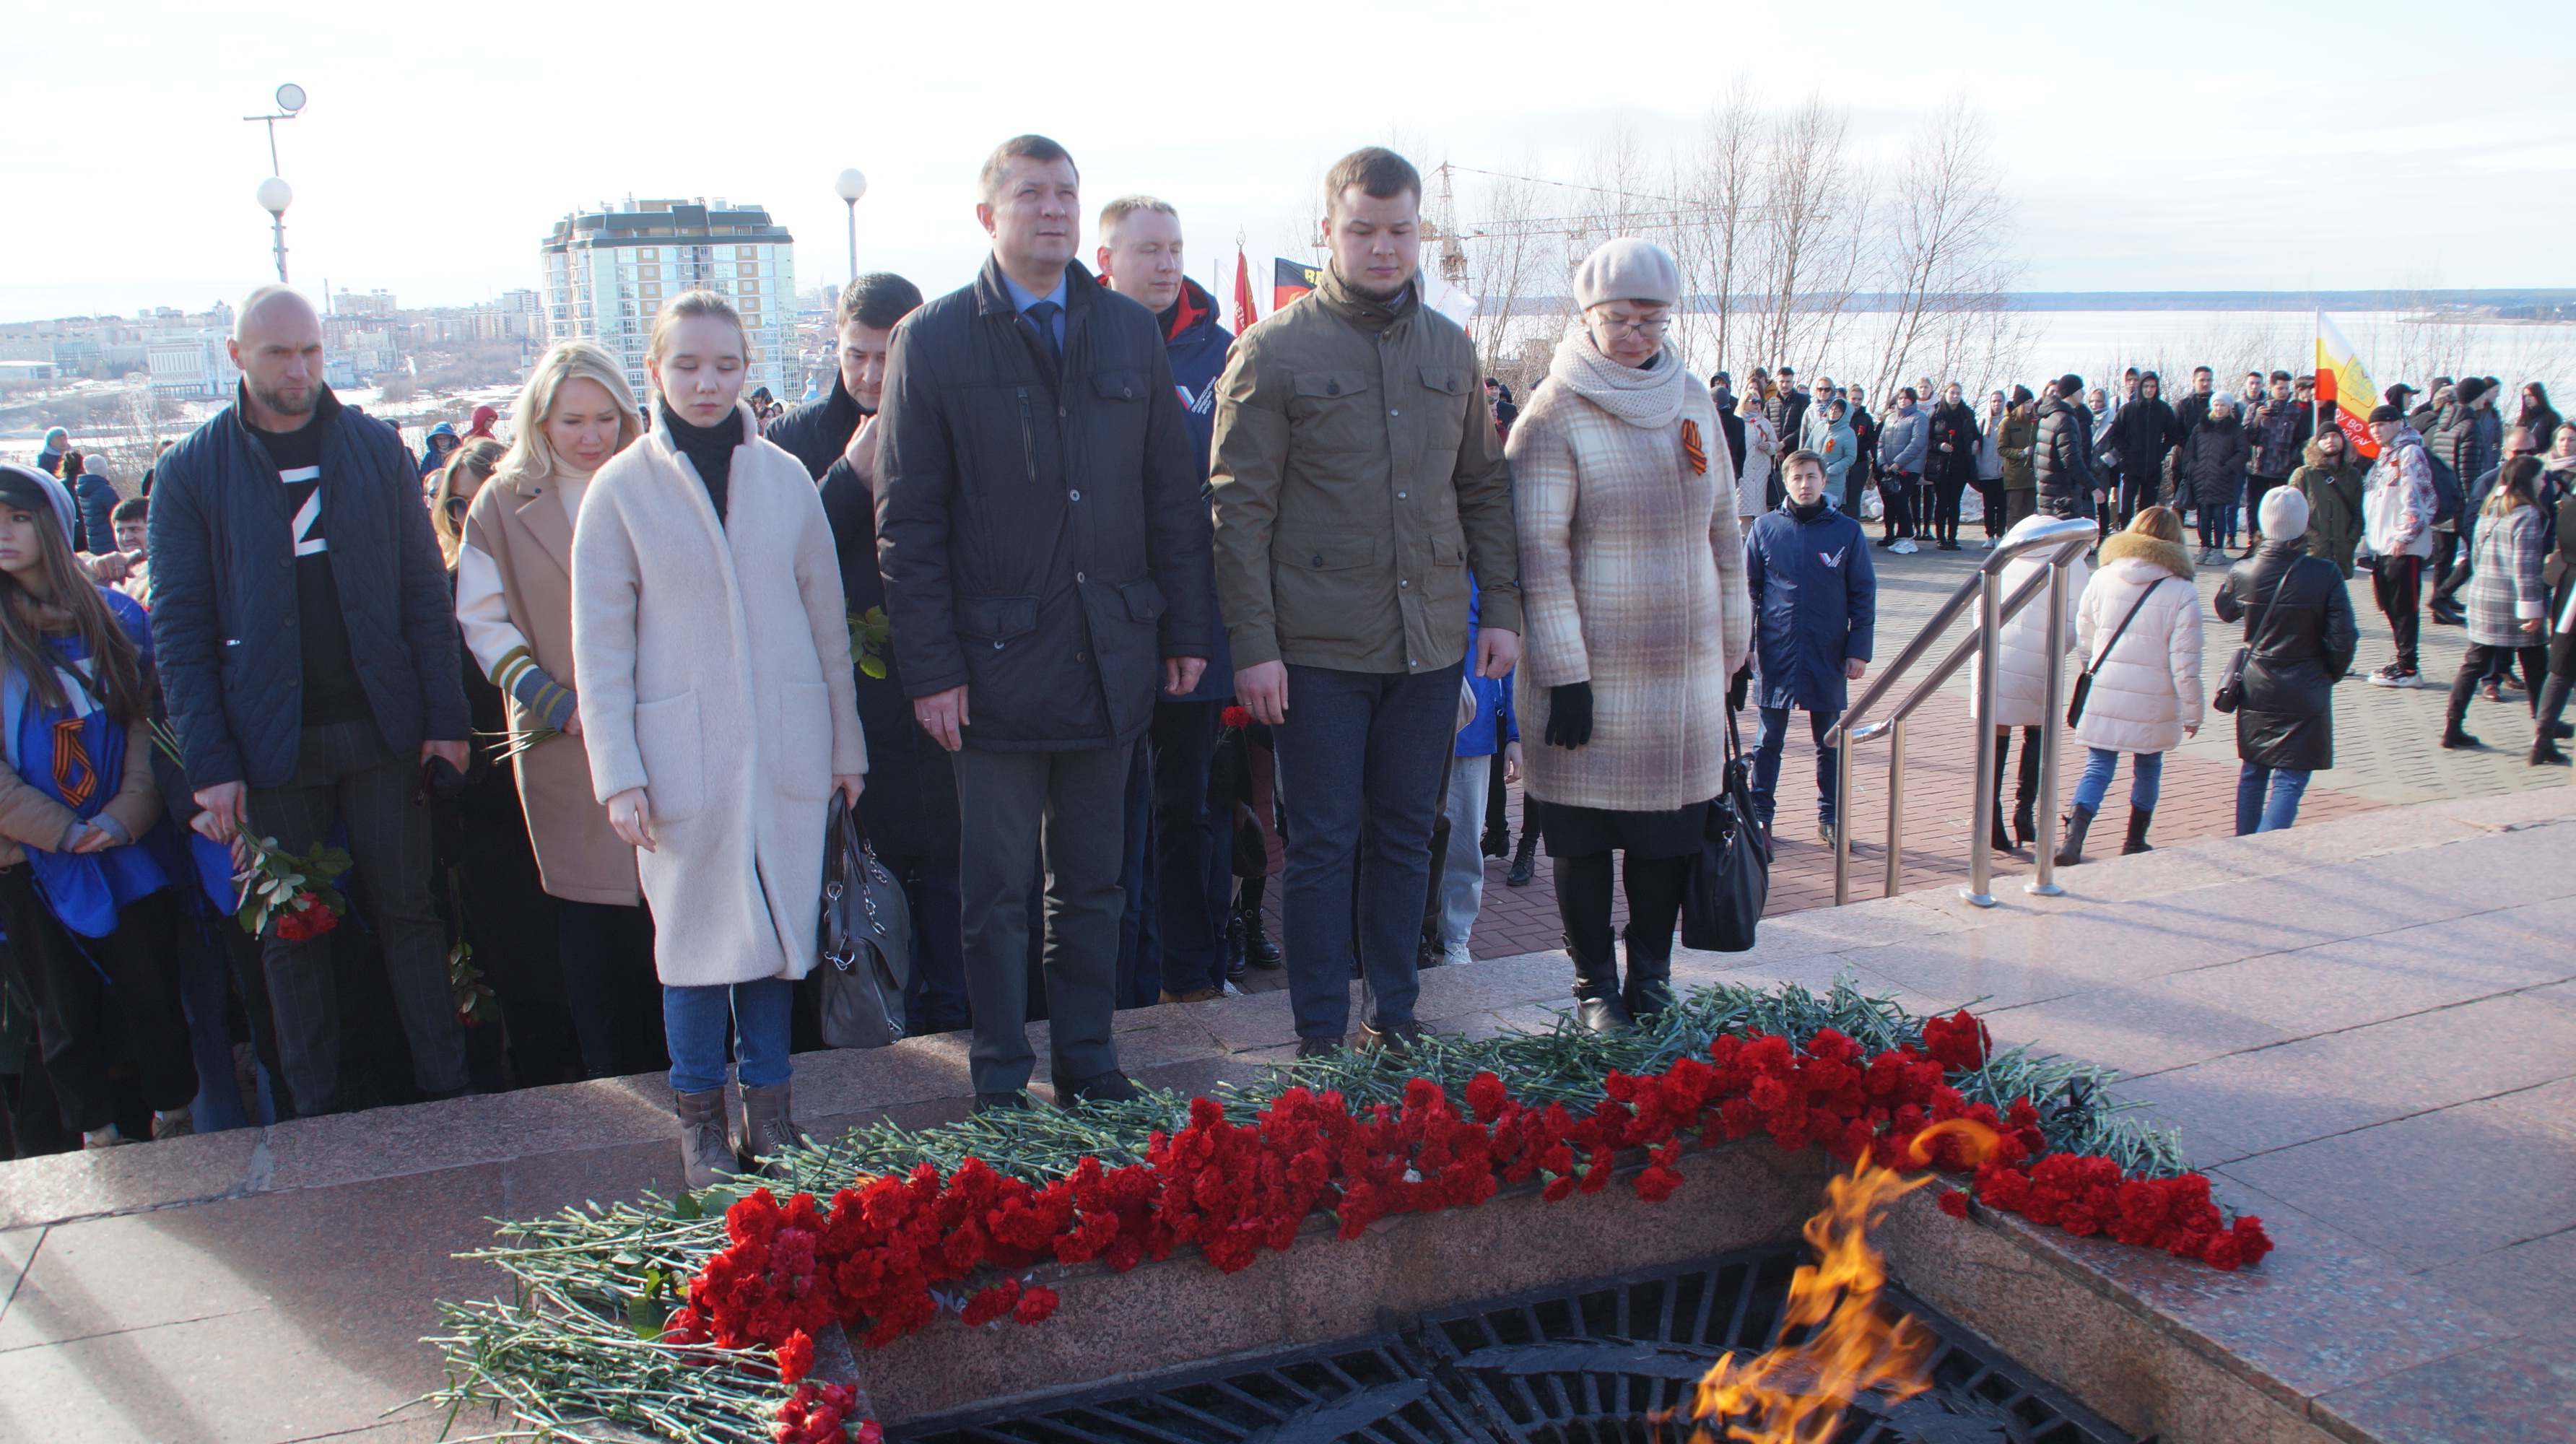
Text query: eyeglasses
1595 314 1672 338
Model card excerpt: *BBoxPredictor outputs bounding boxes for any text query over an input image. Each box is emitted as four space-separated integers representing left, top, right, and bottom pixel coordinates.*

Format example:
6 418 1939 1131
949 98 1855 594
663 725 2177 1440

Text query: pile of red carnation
773 1380 879 1444
665 1010 2270 1377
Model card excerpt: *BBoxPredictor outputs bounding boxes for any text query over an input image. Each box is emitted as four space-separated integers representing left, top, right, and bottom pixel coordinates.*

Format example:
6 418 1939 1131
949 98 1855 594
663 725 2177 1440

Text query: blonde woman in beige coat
459 342 655 1080
572 292 867 1188
1513 239 1754 1033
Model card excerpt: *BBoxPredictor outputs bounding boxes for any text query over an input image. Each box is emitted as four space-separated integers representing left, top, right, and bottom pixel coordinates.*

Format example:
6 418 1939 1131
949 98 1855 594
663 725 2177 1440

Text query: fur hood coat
571 403 867 988
2072 531 2203 755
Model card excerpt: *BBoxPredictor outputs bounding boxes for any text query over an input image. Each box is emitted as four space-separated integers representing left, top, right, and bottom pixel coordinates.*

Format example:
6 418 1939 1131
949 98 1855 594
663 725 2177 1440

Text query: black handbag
2067 578 2167 728
2211 571 2290 716
817 793 912 1050
1682 712 1770 953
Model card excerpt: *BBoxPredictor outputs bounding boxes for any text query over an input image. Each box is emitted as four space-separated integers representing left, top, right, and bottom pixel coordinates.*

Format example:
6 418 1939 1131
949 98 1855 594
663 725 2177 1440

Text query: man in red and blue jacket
1096 196 1238 1002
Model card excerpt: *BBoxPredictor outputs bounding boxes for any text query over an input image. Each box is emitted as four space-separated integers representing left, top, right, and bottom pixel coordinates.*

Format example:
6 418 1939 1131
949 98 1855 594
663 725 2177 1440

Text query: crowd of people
2 136 2566 1193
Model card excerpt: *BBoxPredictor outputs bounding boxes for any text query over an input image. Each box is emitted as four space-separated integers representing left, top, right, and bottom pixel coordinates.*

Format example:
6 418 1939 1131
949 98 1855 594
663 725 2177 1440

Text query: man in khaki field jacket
1209 146 1522 1057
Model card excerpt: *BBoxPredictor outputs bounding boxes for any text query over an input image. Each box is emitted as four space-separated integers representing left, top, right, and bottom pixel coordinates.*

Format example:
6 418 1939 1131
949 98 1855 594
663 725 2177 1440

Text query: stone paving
1 786 2569 1443
1234 537 2564 979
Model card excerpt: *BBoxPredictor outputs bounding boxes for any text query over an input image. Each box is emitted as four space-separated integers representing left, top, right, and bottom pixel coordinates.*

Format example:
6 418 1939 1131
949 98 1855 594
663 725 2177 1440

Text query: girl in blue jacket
0 464 194 1150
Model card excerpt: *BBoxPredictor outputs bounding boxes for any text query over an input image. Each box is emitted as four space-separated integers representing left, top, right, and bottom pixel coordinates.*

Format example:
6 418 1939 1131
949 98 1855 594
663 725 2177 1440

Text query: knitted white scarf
1549 328 1689 430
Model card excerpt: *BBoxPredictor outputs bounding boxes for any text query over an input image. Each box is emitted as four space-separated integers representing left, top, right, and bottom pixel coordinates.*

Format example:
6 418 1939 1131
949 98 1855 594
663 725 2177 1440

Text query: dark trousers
1977 478 2008 537
2372 554 2425 673
881 853 967 1034
2116 473 2154 530
1880 472 1920 539
2001 490 2037 530
1269 662 1460 1040
2432 518 2477 608
954 744 1129 1093
247 721 466 1115
0 877 192 1136
1930 476 1967 545
2246 474 2286 541
1752 705 1841 830
1113 736 1160 1008
556 900 663 1079
1149 700 1231 997
2446 643 2548 725
1554 850 1687 975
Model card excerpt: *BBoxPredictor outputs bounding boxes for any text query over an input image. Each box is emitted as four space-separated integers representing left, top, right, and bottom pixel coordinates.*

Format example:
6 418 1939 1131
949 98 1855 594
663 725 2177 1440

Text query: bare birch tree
1864 95 2022 399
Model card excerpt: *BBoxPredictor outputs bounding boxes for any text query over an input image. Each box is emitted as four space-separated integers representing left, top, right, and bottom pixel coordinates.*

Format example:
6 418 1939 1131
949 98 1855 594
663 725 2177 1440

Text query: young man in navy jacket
1744 449 1876 845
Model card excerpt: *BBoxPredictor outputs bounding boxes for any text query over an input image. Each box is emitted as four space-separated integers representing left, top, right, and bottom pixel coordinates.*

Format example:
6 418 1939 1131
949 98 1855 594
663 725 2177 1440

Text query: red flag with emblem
1232 243 1258 333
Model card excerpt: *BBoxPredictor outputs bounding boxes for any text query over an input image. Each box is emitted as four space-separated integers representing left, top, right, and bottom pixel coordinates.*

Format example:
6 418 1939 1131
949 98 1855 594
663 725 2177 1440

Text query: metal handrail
1829 517 2097 908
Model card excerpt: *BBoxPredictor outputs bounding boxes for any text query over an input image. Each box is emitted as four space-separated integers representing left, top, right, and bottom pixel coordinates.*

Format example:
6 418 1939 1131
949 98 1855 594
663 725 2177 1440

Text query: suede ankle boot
674 1088 739 1191
2121 807 2154 856
2055 803 2096 867
739 1081 809 1177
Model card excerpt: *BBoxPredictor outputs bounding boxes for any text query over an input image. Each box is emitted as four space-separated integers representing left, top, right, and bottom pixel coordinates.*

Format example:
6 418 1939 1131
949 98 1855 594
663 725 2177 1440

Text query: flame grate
893 1245 2133 1444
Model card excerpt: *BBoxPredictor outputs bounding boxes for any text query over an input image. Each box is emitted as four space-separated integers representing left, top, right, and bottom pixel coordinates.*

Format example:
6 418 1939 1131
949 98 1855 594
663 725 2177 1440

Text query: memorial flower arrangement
426 978 2268 1443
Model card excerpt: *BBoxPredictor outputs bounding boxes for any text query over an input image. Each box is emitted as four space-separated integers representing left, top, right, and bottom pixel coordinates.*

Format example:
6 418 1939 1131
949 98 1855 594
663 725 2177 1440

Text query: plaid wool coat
1511 332 1756 812
2464 500 2548 648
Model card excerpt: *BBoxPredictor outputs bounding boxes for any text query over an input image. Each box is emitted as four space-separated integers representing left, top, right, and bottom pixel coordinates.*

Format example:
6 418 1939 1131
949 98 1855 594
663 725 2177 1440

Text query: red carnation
960 1279 1021 1327
1937 1188 1970 1219
1922 1010 1993 1073
1014 1284 1061 1326
1221 705 1253 731
775 1328 815 1384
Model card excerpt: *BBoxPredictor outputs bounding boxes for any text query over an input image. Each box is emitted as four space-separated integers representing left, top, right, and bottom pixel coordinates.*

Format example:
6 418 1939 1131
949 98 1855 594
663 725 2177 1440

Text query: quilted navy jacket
147 388 468 788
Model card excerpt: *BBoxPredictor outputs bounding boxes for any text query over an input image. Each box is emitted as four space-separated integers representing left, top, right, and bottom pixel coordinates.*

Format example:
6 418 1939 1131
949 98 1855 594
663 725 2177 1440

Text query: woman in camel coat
572 292 866 1188
460 342 656 1078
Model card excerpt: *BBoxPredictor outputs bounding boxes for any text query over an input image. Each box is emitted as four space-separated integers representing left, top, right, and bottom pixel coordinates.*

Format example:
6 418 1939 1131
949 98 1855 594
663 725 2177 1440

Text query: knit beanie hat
1572 238 1680 311
2453 377 2491 406
2259 485 2310 542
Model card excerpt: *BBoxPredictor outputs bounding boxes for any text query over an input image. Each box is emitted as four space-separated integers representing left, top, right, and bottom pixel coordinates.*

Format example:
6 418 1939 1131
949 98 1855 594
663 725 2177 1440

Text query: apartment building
539 197 797 401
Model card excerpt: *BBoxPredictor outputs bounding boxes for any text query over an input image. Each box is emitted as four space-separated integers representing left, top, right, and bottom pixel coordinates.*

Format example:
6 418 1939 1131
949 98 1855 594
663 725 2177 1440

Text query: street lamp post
256 176 293 283
243 84 306 286
834 168 868 290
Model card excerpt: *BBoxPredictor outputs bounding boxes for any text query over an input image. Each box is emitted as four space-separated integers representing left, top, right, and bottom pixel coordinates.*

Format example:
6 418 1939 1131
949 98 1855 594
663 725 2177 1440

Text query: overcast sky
7 0 2569 322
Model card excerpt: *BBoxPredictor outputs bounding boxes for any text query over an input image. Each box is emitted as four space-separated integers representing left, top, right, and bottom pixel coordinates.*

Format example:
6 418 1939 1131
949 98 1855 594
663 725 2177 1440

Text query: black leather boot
1989 734 2014 852
1622 926 1674 1025
1506 830 1538 888
1222 906 1250 983
2121 806 2154 856
1567 934 1632 1033
1240 903 1283 969
2054 803 2096 867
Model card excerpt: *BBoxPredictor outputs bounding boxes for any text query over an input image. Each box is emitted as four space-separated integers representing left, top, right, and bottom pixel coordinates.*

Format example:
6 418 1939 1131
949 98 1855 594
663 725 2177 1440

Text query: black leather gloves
1545 682 1594 749
1727 664 1752 713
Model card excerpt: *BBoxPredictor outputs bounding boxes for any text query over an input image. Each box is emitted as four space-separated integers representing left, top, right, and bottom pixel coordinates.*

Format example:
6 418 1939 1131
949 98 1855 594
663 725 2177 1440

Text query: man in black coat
876 136 1215 1111
2032 375 2097 521
2112 372 2180 528
770 272 970 1038
149 285 471 1118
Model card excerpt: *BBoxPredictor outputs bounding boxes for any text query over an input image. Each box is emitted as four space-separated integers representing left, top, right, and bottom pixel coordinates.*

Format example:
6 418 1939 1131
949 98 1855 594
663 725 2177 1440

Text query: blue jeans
663 978 793 1095
1752 706 1841 829
1270 662 1461 1039
2235 764 2310 835
2071 747 2162 812
2196 502 2240 550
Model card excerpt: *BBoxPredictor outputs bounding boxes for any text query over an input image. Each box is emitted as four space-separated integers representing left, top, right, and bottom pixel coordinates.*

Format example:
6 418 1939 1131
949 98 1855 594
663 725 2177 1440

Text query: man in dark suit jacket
876 136 1215 1111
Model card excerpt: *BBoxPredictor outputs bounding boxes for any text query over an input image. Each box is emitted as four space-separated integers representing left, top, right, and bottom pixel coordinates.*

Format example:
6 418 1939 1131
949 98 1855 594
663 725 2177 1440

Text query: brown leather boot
674 1088 739 1191
739 1081 811 1177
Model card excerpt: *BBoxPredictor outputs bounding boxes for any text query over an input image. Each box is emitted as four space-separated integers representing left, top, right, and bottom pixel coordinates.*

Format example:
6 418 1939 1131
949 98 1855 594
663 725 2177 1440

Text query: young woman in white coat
571 292 866 1188
2058 506 2203 864
1965 510 2088 853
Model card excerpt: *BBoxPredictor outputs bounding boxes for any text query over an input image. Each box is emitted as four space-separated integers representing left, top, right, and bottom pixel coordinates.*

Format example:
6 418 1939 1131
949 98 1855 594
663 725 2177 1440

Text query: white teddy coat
2071 534 2205 756
571 404 867 987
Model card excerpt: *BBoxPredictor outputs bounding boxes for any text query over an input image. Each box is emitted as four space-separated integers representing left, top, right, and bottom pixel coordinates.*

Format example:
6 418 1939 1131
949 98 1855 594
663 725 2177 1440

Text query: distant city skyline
6 0 2566 330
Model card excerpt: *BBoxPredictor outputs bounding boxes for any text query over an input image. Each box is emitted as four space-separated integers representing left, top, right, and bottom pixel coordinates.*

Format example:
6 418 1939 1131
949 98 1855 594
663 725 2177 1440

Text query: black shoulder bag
1682 709 1771 953
817 793 913 1049
2212 568 2292 715
2067 578 2167 728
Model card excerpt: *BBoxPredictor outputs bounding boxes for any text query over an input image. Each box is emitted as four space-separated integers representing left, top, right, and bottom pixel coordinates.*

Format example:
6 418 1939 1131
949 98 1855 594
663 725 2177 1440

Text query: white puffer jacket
2072 533 2204 754
1965 515 2089 728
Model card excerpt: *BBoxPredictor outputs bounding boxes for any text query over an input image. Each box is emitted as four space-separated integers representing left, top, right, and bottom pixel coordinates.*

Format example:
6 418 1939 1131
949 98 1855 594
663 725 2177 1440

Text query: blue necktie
1023 300 1063 373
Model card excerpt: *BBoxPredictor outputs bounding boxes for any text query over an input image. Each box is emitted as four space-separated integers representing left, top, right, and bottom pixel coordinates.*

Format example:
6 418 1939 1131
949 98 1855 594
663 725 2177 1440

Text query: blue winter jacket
1877 406 1928 476
1455 580 1517 758
1745 503 1876 714
1161 277 1237 703
148 386 469 788
68 471 118 554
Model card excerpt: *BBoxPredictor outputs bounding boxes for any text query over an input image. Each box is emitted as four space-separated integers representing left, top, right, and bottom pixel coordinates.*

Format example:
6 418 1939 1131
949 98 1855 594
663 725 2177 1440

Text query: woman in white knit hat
1511 239 1754 1032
